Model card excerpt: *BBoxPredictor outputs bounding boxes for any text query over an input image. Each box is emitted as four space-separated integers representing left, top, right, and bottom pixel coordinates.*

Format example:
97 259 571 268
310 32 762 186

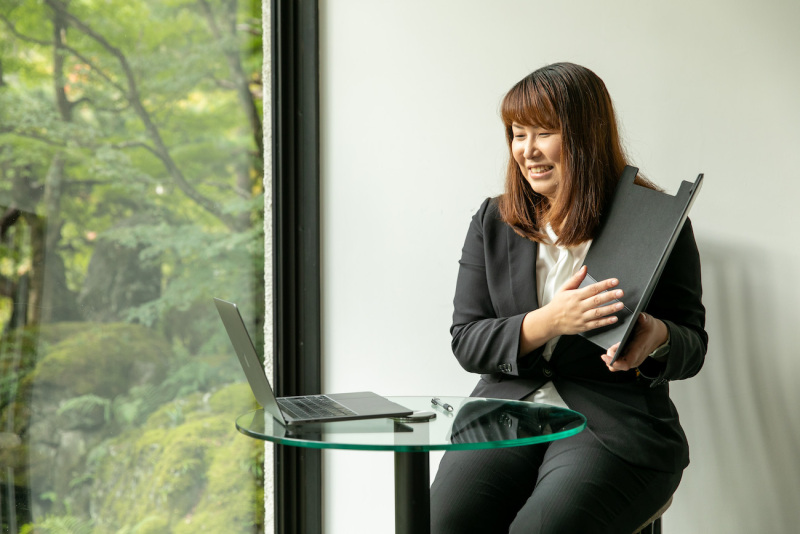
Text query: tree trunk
30 8 81 324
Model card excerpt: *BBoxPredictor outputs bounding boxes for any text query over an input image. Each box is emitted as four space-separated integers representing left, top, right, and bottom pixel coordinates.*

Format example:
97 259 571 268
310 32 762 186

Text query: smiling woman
431 62 707 534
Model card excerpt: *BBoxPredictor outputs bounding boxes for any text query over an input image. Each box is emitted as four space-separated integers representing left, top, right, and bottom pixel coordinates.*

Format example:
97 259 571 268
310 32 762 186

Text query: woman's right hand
518 265 623 356
545 265 624 337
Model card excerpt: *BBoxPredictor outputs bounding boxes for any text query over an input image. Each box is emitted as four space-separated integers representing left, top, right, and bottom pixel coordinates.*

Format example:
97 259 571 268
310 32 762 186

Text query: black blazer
451 197 708 473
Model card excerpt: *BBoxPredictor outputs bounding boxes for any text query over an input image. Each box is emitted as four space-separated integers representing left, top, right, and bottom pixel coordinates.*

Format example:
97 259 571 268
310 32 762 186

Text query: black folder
578 166 703 362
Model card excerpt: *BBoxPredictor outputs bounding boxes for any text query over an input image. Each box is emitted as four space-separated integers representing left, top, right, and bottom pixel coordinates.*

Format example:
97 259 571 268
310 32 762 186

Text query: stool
633 496 672 534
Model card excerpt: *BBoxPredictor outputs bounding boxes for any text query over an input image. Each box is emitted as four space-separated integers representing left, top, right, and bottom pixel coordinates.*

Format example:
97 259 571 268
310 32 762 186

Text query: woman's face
510 123 563 201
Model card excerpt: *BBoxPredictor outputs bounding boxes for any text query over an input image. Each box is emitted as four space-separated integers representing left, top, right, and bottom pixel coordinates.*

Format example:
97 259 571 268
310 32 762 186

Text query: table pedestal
394 451 430 534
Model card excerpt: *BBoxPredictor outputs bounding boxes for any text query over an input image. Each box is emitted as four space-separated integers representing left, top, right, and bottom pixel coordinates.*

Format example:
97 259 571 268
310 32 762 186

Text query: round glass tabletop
235 396 586 453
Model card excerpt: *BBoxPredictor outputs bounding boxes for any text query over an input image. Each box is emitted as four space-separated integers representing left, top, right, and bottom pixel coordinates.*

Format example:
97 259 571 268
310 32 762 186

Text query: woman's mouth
528 165 554 176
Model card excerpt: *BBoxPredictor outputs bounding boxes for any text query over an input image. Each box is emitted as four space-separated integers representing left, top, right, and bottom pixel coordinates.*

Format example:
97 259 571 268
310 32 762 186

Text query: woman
430 63 707 533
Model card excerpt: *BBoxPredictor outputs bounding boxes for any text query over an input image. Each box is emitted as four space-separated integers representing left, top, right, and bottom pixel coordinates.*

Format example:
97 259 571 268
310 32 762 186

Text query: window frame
271 1 322 532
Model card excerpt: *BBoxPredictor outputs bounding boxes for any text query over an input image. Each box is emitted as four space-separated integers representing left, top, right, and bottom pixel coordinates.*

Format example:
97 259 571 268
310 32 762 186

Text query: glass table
236 396 586 534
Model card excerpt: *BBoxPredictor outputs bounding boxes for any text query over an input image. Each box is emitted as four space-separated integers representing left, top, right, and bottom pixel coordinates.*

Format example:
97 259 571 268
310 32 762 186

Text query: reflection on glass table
236 396 586 534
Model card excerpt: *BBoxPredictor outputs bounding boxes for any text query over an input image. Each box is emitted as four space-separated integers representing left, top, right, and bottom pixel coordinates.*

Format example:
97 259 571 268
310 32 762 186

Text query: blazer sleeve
637 218 708 383
450 198 537 377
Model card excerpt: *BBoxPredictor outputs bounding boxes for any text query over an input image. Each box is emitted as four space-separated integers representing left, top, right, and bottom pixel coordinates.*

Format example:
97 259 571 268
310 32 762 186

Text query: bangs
501 77 560 131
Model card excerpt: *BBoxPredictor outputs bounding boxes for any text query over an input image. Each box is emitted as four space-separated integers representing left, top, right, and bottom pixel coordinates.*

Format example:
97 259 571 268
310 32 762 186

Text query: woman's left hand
601 312 668 372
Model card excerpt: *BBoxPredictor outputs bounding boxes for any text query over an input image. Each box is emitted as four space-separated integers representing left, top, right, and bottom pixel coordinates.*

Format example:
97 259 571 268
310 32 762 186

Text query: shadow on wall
670 235 800 533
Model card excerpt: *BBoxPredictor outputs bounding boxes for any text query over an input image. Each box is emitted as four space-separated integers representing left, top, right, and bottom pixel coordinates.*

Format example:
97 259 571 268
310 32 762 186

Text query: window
1 1 265 531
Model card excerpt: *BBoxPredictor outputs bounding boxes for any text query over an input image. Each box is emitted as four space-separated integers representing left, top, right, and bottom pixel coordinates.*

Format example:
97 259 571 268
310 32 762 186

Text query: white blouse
522 224 591 409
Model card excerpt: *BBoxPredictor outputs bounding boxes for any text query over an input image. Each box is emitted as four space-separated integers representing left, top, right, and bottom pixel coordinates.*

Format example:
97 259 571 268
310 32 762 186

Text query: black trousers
430 429 682 534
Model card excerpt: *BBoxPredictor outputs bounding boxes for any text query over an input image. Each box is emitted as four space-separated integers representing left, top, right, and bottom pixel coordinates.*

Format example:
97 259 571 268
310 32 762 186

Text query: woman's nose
523 140 539 159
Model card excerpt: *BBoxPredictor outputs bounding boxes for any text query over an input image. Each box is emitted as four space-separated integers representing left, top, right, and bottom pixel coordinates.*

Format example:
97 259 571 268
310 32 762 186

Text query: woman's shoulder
470 195 541 243
474 195 503 221
465 196 519 246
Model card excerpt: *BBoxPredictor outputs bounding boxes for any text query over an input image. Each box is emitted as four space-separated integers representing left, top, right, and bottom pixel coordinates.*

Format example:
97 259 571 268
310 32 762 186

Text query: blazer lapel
505 226 540 315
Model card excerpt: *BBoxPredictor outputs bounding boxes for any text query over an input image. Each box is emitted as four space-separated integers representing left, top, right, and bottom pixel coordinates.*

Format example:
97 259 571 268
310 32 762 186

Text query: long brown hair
498 62 656 246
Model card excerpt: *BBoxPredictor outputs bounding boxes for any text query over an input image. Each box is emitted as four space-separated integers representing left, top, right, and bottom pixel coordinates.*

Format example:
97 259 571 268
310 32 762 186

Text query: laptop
214 298 412 426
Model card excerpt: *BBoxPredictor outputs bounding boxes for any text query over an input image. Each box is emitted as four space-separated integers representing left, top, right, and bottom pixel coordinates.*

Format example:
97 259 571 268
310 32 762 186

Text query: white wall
320 1 800 532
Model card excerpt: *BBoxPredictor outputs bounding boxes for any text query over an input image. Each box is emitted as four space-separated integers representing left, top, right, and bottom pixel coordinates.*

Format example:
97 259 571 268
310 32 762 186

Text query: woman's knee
430 448 541 534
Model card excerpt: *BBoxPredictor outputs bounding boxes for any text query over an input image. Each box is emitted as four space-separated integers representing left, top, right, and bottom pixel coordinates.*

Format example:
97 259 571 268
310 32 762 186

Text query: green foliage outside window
0 0 266 531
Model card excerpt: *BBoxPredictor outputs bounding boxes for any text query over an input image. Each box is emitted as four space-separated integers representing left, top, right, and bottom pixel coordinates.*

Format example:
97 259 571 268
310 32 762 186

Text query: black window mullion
271 0 321 533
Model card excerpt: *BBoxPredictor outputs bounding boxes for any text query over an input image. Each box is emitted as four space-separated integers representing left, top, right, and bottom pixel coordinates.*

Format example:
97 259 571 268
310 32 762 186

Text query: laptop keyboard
278 395 356 420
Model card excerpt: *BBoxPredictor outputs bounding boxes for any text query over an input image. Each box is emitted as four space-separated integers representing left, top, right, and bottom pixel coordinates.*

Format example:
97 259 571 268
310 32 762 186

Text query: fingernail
615 290 623 297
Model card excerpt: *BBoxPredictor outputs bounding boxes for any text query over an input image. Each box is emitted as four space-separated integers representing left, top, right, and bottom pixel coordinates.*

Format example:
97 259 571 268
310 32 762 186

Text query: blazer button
542 365 553 378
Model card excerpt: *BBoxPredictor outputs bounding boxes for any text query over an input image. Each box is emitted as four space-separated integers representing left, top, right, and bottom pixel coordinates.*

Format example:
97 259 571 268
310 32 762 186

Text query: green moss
208 381 258 415
0 440 29 485
0 322 88 355
36 322 95 346
1 322 104 409
129 515 170 534
0 398 32 437
173 432 264 533
90 383 264 533
29 323 170 398
144 391 206 429
3 319 263 533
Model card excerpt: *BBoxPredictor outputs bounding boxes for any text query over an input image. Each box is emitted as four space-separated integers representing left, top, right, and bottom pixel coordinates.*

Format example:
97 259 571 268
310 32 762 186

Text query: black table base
394 451 431 534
